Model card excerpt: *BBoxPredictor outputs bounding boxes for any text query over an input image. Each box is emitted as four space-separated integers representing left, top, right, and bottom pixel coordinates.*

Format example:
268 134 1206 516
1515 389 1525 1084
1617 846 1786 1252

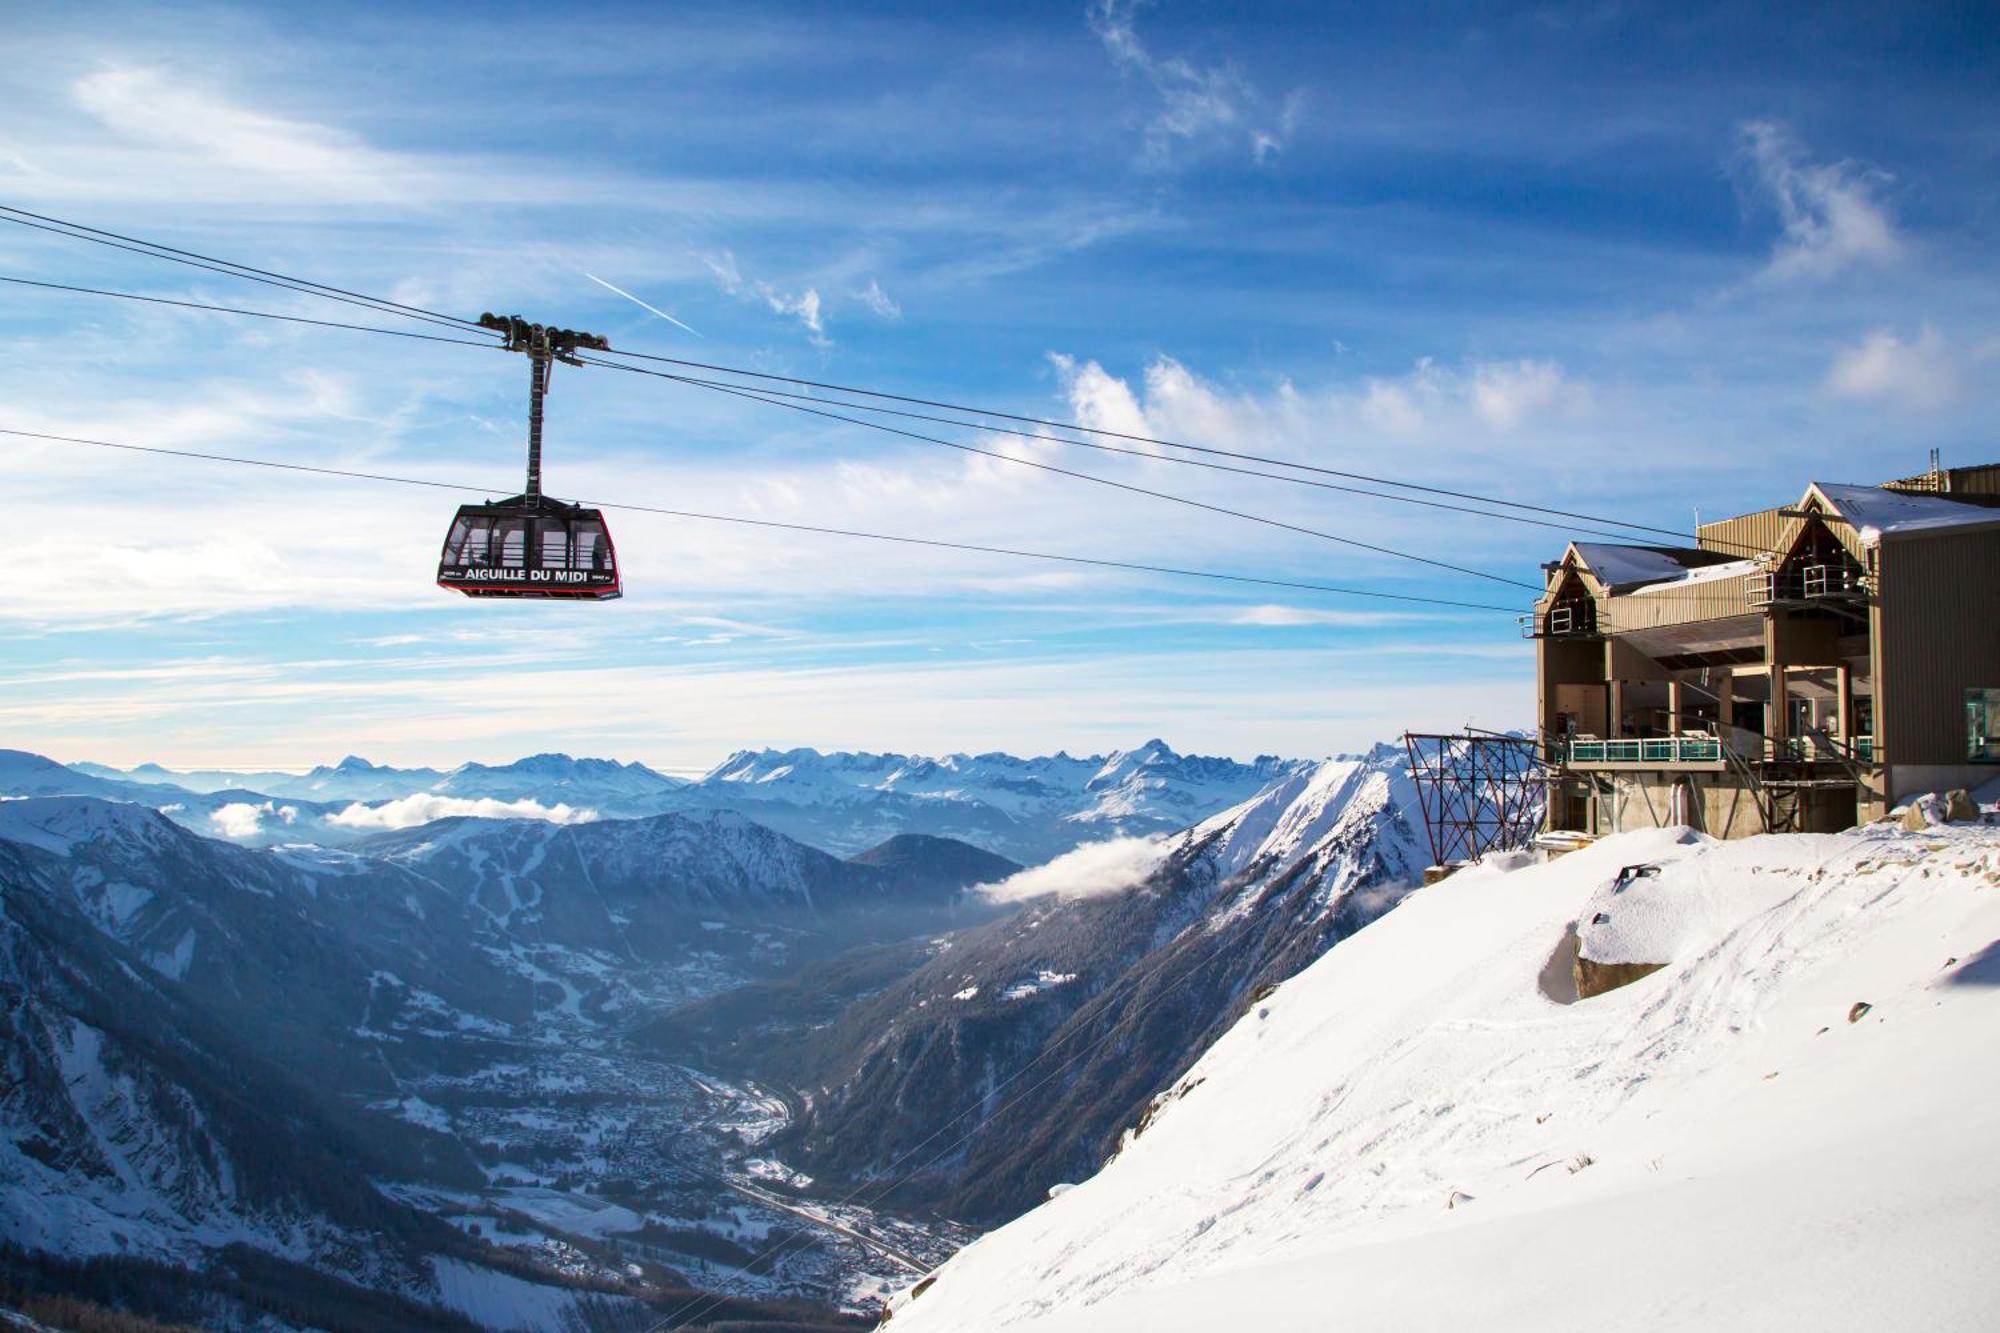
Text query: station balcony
1518 602 1600 639
1560 732 1877 770
1563 733 1726 769
1746 563 1871 610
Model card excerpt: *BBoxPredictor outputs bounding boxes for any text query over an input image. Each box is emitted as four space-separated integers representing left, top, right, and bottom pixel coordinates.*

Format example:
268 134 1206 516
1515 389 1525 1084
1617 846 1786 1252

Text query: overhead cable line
583 356 1541 592
3 270 1661 549
1 203 1736 553
0 275 503 349
0 426 1523 613
584 361 1667 546
587 344 1708 544
0 205 492 338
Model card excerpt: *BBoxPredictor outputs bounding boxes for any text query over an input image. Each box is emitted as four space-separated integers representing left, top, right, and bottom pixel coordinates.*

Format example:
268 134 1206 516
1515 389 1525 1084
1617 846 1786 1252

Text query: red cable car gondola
438 314 622 600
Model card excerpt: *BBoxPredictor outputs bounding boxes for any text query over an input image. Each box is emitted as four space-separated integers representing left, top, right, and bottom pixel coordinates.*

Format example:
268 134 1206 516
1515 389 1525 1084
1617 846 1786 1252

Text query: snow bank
891 823 2000 1332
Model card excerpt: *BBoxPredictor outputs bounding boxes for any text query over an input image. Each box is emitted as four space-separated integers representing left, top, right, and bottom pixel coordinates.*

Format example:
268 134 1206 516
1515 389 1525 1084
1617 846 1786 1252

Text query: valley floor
370 959 972 1321
889 819 2000 1331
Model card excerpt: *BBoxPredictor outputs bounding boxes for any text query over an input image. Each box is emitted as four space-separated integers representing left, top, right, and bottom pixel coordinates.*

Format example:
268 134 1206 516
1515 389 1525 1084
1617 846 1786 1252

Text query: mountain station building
1533 460 2000 838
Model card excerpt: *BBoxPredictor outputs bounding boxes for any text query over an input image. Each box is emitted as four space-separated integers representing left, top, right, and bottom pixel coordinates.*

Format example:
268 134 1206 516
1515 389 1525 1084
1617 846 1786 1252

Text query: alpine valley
0 739 1425 1331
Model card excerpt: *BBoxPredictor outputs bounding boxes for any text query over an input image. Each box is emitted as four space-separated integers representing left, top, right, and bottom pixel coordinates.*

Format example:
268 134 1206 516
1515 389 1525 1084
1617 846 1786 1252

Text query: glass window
444 517 472 565
457 518 494 566
574 521 607 572
537 519 570 569
1969 688 2000 762
493 518 527 567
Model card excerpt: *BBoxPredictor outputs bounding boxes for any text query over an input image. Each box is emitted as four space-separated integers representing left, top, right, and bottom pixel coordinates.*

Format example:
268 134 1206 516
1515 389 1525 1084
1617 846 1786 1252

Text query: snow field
890 822 2000 1331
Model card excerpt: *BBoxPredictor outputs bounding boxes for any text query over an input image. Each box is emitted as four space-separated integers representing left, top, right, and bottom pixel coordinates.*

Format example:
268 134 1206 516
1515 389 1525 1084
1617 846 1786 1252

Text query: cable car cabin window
491 518 527 568
573 520 607 572
536 518 571 570
456 518 496 567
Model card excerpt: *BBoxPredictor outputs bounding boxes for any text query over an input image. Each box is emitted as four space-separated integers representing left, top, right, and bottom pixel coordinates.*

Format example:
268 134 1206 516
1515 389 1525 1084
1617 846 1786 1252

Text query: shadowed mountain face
0 815 482 1305
653 747 1431 1225
0 796 1013 1326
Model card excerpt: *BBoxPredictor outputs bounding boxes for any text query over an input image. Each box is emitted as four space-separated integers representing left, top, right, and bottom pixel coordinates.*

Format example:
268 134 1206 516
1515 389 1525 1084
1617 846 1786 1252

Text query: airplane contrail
582 271 702 337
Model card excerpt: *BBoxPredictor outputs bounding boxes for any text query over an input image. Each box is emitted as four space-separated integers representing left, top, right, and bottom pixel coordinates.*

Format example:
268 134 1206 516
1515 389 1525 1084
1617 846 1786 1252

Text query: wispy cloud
859 278 901 320
1087 0 1298 169
69 64 418 204
761 284 828 346
1738 120 1901 282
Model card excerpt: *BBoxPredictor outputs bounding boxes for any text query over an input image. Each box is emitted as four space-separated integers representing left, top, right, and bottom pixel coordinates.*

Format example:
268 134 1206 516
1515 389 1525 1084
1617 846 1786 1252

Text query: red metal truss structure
1402 730 1547 867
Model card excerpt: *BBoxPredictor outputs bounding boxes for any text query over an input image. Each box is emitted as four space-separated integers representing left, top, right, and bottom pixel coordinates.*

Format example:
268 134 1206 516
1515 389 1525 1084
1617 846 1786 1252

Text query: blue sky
2 1 1995 771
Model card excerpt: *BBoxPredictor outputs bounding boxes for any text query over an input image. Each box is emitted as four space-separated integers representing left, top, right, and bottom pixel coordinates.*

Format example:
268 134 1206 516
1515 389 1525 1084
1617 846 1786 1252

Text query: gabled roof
1567 542 1737 593
1811 482 2000 544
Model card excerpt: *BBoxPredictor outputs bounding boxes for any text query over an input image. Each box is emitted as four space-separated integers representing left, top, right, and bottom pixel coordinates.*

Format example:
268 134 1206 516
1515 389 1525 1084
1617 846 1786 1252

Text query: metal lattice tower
1402 730 1547 868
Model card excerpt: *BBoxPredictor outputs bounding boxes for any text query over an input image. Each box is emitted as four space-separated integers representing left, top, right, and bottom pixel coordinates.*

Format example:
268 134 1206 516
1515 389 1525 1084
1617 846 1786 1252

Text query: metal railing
1747 563 1867 608
1520 602 1598 639
1567 734 1723 766
1566 731 1878 770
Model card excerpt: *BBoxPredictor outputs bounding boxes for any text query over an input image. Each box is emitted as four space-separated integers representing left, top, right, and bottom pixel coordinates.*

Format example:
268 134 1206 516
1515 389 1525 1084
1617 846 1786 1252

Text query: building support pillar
1608 679 1625 738
1668 679 1686 735
1836 664 1853 744
1768 662 1788 757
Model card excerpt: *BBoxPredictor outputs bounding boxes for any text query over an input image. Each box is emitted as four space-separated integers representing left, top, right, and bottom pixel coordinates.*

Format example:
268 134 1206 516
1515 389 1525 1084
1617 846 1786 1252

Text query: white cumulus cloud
328 794 598 831
210 800 298 839
1468 359 1587 431
1825 326 1960 411
976 835 1170 904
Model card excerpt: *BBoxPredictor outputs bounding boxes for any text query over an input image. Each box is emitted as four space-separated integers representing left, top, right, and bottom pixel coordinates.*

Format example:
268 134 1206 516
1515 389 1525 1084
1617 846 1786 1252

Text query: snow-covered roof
1622 556 1762 597
1814 483 2000 545
1569 543 1732 591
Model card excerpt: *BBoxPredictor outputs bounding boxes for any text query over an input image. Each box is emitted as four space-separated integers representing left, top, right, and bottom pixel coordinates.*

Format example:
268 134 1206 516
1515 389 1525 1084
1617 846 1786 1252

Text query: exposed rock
1848 1001 1873 1023
1944 789 1980 823
1900 797 1942 832
1574 954 1666 1000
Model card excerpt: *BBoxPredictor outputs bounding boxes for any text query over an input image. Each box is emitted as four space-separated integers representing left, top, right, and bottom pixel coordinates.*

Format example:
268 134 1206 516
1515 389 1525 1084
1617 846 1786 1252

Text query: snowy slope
890 822 2000 1332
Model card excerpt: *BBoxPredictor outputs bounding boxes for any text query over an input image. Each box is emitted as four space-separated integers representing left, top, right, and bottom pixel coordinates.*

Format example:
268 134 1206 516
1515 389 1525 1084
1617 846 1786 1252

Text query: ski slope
889 820 2000 1332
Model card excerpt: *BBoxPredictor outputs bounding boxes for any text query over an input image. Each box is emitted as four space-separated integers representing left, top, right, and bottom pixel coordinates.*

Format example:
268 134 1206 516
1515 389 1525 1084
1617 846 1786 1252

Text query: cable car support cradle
435 314 624 600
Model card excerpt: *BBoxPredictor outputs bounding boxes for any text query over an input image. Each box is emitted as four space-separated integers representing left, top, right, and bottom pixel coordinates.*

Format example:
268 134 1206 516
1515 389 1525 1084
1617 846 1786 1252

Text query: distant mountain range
37 740 1311 861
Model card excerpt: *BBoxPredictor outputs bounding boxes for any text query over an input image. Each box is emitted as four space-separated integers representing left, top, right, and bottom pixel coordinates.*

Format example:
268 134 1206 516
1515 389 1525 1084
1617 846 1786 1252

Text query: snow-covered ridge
0 795 177 856
43 741 1317 859
891 821 2000 1332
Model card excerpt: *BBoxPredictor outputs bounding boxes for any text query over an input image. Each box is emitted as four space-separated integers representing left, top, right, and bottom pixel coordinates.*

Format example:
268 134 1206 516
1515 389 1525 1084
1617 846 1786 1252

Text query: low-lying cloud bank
211 800 298 838
977 835 1170 904
328 794 598 831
